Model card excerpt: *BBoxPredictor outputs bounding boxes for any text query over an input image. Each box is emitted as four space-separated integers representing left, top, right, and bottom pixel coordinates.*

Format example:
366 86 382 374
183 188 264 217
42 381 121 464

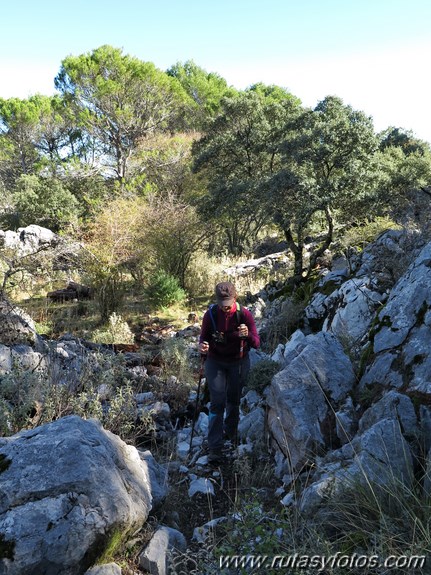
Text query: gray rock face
359 351 404 390
334 397 357 445
0 344 12 374
266 332 355 474
305 276 385 345
138 450 168 508
360 241 431 396
0 298 42 349
282 329 307 365
300 417 414 516
238 406 265 444
358 390 418 438
10 344 47 373
373 242 431 353
0 416 157 575
323 277 385 344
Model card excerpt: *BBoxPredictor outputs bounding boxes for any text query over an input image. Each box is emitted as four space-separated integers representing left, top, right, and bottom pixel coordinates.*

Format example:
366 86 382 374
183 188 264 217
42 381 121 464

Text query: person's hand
199 341 209 354
238 324 248 338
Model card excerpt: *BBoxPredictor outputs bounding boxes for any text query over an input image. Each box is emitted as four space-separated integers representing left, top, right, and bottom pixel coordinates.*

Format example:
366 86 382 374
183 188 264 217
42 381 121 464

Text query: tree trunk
283 227 304 281
307 206 334 276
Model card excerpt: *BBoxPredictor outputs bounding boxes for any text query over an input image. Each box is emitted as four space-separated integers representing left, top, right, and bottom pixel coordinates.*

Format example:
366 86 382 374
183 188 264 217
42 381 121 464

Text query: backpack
208 303 243 334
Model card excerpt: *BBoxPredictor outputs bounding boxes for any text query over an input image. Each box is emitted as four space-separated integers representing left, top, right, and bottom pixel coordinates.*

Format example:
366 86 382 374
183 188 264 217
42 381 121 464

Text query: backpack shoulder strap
209 303 243 331
209 304 218 332
236 302 243 325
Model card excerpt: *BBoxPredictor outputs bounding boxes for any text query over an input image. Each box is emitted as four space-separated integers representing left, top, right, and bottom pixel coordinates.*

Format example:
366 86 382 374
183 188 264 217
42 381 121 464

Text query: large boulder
139 526 187 575
373 241 431 353
0 416 163 575
0 225 59 255
0 297 44 350
0 225 82 278
300 416 415 516
265 331 355 476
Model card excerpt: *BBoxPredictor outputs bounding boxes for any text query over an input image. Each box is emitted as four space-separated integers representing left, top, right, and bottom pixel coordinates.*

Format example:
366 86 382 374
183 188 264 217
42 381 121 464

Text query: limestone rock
266 331 355 474
84 564 122 575
360 240 431 396
139 526 187 575
0 297 43 349
0 416 156 575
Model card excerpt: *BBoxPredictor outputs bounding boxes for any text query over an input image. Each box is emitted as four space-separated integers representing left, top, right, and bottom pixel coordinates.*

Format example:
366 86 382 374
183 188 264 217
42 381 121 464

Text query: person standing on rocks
199 282 260 463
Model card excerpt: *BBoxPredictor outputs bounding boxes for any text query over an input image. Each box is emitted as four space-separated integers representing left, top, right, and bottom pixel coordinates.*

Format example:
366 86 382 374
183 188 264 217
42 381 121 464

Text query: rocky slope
1 227 431 573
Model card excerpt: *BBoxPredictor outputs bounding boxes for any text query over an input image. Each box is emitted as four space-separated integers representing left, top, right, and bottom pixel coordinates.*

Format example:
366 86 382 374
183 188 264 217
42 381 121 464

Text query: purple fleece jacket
199 302 260 362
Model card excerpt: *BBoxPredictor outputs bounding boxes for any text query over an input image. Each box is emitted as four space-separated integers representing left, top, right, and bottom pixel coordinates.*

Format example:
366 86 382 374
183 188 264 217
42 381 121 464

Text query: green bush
92 312 135 344
144 271 186 308
13 174 81 231
0 370 44 435
160 337 193 382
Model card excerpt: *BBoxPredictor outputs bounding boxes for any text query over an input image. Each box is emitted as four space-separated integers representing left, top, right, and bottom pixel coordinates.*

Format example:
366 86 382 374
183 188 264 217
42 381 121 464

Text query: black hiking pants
205 355 250 451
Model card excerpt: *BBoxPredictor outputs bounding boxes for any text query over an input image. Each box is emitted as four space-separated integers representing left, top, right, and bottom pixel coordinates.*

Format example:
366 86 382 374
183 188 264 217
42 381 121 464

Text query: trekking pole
189 349 206 452
239 325 246 377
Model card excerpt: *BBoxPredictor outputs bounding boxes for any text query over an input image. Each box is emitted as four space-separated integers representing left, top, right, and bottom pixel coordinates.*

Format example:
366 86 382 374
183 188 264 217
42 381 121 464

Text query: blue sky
1 0 430 141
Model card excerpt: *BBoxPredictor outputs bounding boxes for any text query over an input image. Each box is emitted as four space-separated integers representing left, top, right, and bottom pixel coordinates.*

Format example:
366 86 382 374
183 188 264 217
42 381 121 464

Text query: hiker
198 281 260 463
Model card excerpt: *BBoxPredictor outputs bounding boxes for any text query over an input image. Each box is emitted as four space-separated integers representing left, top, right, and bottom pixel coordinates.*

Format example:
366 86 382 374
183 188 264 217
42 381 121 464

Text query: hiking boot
208 449 223 464
223 430 239 447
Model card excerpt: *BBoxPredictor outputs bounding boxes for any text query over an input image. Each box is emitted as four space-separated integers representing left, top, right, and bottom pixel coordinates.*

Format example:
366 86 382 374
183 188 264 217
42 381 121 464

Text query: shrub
0 370 44 435
144 271 186 308
92 312 135 345
160 337 194 383
261 297 304 353
69 381 155 443
150 337 194 413
246 358 280 392
13 174 80 231
184 251 224 299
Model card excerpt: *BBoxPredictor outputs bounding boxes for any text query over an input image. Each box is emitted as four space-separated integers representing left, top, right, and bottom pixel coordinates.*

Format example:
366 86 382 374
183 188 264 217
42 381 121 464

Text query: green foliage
142 192 209 289
192 89 301 255
91 312 135 345
144 271 186 309
183 250 224 299
340 217 401 252
323 474 431 568
379 126 431 156
167 60 236 129
0 94 77 191
246 358 280 392
0 96 44 182
70 381 154 443
55 44 187 181
159 337 194 384
292 275 319 305
91 271 125 323
130 132 201 200
268 95 381 277
216 496 286 560
0 348 154 443
13 174 80 231
81 195 149 319
0 369 45 436
375 145 431 225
